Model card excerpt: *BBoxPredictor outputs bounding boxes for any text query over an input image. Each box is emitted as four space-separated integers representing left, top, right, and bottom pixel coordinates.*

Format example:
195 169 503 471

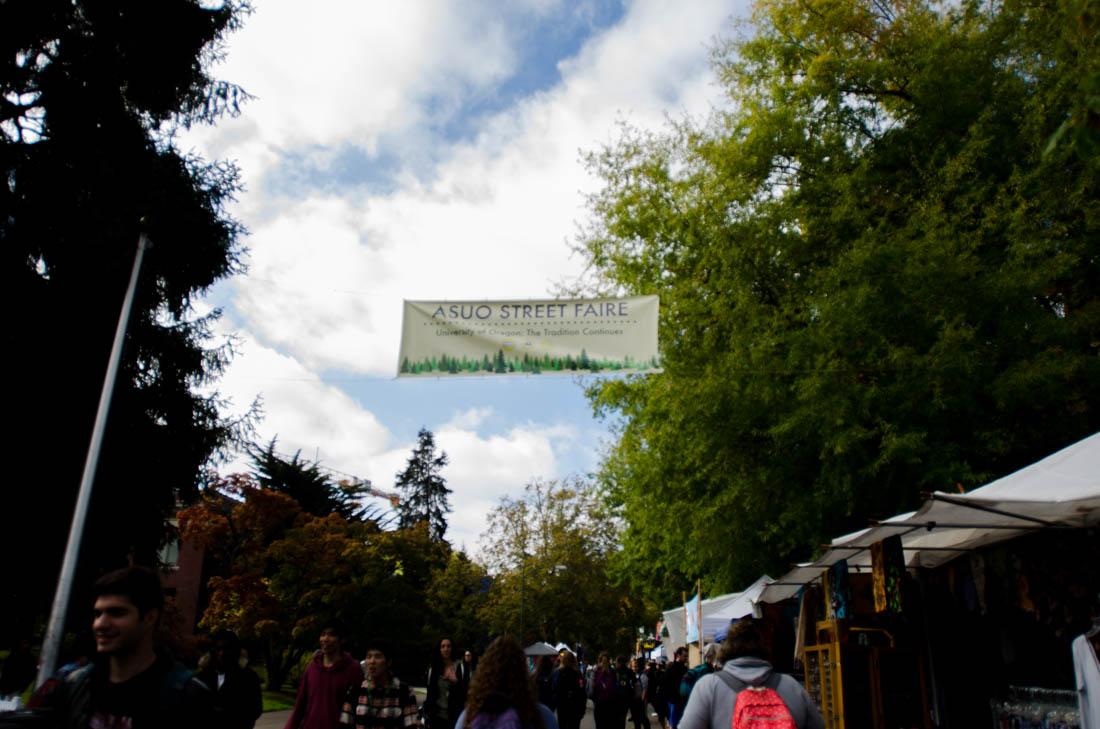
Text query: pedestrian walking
197 629 263 729
461 651 478 683
678 620 823 729
679 645 718 704
38 566 214 728
587 652 617 729
285 624 364 729
425 638 464 729
553 651 586 729
659 649 687 729
629 658 650 729
613 656 636 729
340 638 420 729
454 636 557 729
534 656 556 711
646 661 666 729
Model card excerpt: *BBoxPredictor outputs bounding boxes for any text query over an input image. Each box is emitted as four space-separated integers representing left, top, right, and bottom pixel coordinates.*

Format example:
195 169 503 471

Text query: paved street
257 700 628 729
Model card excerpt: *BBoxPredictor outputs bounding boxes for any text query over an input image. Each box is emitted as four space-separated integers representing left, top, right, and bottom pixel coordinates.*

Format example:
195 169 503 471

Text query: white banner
398 296 659 377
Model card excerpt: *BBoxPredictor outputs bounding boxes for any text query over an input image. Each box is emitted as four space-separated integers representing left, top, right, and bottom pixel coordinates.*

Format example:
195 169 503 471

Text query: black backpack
558 669 586 713
615 668 636 702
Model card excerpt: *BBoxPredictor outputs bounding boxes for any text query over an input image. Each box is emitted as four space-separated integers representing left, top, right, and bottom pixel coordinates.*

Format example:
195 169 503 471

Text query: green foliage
477 478 650 654
261 690 297 713
395 428 452 541
579 0 1100 606
0 0 253 640
400 349 660 374
424 550 491 652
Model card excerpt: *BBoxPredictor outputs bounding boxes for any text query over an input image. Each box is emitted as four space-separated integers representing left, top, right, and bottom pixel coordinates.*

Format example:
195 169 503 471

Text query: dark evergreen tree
249 439 378 522
1 0 251 641
395 428 451 541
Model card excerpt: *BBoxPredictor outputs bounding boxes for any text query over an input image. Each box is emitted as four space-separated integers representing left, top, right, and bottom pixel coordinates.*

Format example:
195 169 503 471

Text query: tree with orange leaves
180 472 448 689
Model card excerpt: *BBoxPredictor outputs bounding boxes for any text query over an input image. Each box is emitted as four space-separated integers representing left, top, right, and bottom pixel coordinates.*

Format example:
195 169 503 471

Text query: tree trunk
266 640 305 691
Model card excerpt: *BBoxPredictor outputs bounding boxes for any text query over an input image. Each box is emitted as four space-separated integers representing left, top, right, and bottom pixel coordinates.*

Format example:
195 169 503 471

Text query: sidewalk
257 710 290 729
259 700 613 729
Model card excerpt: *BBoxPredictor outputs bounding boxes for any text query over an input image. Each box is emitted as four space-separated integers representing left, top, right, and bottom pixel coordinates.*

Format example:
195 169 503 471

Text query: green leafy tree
0 0 252 640
395 428 452 541
424 550 491 652
477 478 648 654
578 0 1100 605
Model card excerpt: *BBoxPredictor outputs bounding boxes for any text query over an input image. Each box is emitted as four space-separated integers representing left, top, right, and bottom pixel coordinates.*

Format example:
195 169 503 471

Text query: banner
398 296 660 377
684 592 701 643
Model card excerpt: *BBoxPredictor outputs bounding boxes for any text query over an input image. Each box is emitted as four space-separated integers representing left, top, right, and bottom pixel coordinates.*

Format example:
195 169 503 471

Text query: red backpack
716 671 797 729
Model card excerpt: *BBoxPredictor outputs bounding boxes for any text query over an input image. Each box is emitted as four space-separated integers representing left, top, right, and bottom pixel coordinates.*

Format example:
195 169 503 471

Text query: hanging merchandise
826 560 852 620
871 535 905 614
970 553 988 615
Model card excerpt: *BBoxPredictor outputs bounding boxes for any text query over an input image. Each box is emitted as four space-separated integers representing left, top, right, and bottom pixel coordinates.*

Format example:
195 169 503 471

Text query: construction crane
338 478 400 508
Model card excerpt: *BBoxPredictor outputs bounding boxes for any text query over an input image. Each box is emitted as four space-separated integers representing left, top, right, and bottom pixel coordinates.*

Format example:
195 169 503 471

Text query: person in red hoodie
285 624 365 729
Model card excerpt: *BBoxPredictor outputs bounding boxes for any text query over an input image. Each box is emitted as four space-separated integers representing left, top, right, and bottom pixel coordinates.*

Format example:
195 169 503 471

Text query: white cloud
212 331 392 474
213 333 579 546
189 0 747 543
202 1 516 154
207 0 742 375
446 407 494 430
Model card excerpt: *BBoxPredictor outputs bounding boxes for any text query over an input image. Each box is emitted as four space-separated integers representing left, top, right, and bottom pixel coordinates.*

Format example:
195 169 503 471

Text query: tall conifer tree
395 428 452 541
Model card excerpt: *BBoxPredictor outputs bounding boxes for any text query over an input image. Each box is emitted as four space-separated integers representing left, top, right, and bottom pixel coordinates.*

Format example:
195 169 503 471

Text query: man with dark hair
658 648 688 729
646 660 666 729
197 629 262 729
678 620 823 729
41 565 213 728
285 625 364 729
339 638 420 729
629 657 650 729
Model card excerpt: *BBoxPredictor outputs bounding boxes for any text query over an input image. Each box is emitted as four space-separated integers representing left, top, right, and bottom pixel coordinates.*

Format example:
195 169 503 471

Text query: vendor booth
760 432 1100 729
660 575 773 657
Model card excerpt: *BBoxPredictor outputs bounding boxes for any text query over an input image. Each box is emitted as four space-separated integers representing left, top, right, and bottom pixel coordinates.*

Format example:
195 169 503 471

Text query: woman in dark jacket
588 653 618 729
534 656 556 711
553 652 586 729
425 637 465 729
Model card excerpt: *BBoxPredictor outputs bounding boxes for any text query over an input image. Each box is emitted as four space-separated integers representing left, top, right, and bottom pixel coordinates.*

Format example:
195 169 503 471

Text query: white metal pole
36 234 149 688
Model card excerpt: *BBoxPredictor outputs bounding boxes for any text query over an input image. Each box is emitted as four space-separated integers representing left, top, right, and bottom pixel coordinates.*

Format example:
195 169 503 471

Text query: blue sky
187 0 748 550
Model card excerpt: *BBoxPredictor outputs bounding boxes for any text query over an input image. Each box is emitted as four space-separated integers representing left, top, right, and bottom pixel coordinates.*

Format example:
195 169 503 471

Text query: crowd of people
0 566 825 729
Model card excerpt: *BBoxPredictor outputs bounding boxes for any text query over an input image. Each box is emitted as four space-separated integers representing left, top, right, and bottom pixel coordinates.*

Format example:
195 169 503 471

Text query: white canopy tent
660 575 773 648
524 641 559 656
760 431 1100 603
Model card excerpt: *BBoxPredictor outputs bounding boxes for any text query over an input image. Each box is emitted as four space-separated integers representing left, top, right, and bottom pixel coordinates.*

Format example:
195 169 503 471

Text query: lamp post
519 550 529 642
520 558 525 641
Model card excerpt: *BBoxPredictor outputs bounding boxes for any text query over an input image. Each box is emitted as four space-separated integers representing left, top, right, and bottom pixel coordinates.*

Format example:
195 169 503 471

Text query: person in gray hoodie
678 620 823 729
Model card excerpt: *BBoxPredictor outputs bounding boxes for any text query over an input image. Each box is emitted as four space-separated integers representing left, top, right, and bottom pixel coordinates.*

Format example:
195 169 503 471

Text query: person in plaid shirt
340 639 421 729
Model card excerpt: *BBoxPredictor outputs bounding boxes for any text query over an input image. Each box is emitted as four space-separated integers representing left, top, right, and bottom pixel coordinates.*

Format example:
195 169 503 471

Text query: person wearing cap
340 639 421 729
678 620 823 729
